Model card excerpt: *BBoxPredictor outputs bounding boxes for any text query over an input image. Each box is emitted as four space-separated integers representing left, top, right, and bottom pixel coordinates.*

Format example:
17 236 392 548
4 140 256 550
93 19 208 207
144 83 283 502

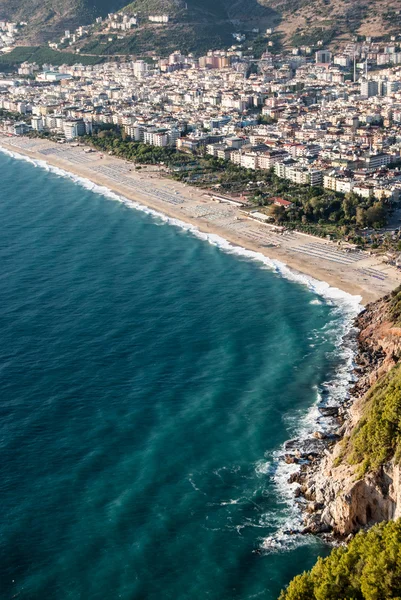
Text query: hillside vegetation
345 362 401 475
2 0 401 50
329 285 401 477
0 46 103 68
0 0 129 42
390 285 401 325
279 519 401 600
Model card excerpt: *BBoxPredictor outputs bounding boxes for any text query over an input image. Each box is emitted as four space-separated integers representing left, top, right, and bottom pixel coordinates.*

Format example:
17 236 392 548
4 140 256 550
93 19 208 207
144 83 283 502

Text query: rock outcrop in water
289 288 401 537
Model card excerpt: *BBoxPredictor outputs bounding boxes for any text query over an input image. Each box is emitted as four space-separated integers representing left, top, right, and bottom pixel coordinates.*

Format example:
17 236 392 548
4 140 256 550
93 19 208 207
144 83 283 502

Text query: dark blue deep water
0 151 354 599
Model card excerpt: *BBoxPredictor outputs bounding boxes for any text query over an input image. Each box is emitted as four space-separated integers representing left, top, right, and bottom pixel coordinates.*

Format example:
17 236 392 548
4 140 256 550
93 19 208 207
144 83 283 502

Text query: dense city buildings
3 36 401 203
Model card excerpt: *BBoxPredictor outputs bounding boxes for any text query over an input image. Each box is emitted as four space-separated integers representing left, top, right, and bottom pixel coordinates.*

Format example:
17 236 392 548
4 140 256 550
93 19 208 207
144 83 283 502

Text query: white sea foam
254 460 272 476
260 530 317 553
188 476 207 496
258 299 361 551
220 498 241 506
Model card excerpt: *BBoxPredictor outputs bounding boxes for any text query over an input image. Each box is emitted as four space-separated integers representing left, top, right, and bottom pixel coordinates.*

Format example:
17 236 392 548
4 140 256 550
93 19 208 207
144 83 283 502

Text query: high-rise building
315 50 332 64
31 116 43 131
63 119 86 139
360 79 378 97
133 60 147 78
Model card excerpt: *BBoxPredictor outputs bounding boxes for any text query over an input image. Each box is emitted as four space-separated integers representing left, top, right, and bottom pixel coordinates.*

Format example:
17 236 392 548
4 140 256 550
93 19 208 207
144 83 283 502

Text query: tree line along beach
1 134 400 305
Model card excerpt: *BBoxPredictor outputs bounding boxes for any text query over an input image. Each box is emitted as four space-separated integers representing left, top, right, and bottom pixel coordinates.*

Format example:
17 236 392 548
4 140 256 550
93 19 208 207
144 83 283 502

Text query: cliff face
310 454 401 536
298 292 401 537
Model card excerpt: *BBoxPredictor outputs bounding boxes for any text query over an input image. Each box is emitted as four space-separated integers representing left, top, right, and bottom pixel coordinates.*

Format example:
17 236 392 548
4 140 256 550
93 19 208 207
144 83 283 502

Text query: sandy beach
2 134 400 305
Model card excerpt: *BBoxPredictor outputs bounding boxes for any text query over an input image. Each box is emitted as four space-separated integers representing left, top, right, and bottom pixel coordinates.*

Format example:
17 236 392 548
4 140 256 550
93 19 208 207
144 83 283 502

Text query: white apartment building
31 115 43 131
143 128 177 147
257 150 289 170
148 15 169 23
45 115 57 129
315 50 332 64
240 153 258 169
353 185 373 198
286 166 323 186
274 162 287 178
323 175 355 193
124 124 144 141
153 132 169 147
364 153 392 169
360 79 378 98
133 61 148 78
63 119 86 139
334 55 350 68
274 162 322 185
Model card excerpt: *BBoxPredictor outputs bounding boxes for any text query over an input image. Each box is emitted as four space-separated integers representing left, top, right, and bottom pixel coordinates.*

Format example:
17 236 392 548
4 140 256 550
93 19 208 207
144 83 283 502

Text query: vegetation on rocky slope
4 0 401 50
0 0 278 47
332 287 401 476
279 519 401 600
0 0 128 42
345 362 401 475
80 22 234 56
280 288 401 597
390 285 401 326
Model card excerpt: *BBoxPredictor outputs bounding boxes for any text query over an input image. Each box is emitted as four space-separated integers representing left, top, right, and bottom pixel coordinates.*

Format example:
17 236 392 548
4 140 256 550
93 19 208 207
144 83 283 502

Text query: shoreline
262 301 361 549
281 292 401 541
1 135 400 305
0 135 384 551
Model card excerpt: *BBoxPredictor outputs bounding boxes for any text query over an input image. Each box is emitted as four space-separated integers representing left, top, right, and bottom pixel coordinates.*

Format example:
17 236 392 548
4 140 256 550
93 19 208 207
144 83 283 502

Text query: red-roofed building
271 197 293 208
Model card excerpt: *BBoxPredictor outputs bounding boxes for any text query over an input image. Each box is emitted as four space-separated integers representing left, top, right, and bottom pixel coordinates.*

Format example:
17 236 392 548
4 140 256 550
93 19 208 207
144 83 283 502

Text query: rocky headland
286 286 401 538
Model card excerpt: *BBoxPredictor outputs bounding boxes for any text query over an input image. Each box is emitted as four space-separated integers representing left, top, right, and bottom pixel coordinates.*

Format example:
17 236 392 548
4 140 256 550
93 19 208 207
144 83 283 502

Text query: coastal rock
293 291 401 537
288 472 304 484
306 501 323 513
284 454 299 464
302 512 332 534
319 406 339 417
312 461 401 536
284 439 299 451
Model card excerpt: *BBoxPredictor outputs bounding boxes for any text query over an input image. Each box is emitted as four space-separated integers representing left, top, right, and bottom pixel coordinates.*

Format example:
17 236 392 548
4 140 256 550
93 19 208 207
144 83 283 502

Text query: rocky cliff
291 288 401 537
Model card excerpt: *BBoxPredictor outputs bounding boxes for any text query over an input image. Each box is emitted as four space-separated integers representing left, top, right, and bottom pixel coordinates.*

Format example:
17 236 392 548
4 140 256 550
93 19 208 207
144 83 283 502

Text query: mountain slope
0 0 130 42
261 0 401 48
0 0 279 45
2 0 401 59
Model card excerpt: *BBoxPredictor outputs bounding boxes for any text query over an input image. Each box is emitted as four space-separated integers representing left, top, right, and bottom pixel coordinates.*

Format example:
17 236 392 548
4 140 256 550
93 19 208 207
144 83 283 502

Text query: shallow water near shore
0 152 357 599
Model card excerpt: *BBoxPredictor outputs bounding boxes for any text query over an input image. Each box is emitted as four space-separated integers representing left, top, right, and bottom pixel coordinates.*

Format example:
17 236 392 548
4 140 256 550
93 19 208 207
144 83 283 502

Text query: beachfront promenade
2 135 400 304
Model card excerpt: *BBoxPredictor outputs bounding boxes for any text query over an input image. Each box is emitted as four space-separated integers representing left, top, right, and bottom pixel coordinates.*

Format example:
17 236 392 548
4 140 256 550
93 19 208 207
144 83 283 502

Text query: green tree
366 202 386 228
279 519 401 600
269 204 287 223
356 206 367 228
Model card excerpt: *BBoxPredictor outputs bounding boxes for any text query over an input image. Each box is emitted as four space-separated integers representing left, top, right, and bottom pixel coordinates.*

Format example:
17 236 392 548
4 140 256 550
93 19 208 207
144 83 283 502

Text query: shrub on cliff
390 285 401 325
346 363 401 474
279 519 401 599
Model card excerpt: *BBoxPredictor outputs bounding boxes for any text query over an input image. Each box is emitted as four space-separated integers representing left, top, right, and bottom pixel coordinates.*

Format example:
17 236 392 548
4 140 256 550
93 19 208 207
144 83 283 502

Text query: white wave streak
0 145 362 310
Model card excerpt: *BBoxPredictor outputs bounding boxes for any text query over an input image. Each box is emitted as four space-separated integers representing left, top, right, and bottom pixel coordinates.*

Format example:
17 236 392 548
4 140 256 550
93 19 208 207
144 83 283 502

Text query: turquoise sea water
0 151 357 599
